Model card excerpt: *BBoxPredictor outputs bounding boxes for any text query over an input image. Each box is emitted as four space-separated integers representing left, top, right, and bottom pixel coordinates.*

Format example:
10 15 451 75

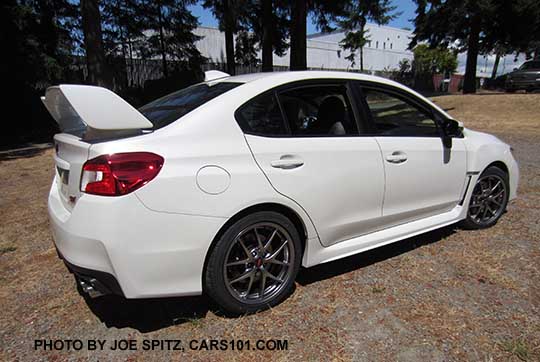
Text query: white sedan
43 71 518 314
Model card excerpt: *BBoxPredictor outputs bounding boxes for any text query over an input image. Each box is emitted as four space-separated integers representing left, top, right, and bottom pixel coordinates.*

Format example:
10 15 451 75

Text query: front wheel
204 211 302 314
460 166 509 229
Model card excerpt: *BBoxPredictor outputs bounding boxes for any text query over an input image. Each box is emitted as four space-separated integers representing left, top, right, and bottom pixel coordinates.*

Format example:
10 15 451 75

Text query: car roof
212 71 454 121
216 70 395 86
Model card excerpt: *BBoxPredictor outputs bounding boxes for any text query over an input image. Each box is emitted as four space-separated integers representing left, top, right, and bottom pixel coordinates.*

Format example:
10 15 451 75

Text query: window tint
236 92 288 136
139 82 241 129
278 85 359 136
363 88 439 137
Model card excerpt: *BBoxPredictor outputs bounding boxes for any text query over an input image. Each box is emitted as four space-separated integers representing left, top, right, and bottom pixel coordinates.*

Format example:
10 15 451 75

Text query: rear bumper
59 249 124 297
48 179 227 298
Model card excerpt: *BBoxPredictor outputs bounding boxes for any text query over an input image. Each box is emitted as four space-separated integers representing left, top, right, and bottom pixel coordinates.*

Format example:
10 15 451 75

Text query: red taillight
81 152 164 196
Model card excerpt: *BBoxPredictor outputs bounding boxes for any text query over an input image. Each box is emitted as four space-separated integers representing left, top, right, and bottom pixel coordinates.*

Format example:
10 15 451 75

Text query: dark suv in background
505 60 540 92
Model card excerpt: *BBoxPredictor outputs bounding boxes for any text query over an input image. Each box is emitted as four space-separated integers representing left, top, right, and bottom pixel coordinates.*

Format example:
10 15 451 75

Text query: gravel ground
0 93 539 361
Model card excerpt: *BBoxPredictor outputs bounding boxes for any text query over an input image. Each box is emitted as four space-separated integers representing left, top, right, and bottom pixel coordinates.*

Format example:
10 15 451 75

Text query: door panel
245 135 385 246
375 137 467 225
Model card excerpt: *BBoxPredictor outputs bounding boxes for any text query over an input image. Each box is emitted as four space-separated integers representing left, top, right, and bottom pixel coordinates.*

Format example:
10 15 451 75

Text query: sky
188 0 417 34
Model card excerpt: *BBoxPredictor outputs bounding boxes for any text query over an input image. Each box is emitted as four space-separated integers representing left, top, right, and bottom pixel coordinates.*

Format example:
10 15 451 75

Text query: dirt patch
1 93 539 361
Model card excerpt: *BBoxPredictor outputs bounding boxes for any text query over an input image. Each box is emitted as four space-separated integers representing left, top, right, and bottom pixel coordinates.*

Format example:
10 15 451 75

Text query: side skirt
302 204 467 268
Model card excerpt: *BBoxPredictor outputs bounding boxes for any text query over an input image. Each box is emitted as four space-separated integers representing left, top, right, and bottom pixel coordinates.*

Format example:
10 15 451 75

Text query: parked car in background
505 60 540 92
43 70 518 314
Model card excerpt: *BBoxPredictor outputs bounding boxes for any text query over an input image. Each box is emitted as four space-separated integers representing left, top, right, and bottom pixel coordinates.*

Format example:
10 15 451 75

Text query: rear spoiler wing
41 85 153 133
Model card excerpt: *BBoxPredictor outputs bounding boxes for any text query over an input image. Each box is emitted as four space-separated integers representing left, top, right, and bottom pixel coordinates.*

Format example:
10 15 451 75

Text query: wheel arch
485 160 509 176
202 202 309 287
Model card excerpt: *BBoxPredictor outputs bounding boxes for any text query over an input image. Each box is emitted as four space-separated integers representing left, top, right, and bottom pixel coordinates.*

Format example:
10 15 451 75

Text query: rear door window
278 85 360 136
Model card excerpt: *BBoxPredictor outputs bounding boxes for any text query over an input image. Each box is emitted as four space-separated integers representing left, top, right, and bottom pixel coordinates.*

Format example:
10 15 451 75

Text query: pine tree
289 0 348 71
143 0 203 78
81 0 111 86
203 0 249 75
338 0 399 71
410 0 540 93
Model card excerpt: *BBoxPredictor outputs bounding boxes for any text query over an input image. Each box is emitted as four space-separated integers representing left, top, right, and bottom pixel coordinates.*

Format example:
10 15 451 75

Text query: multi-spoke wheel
205 211 302 314
461 166 509 229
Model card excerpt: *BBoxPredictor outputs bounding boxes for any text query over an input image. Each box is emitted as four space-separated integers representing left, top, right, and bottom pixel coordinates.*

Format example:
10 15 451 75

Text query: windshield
519 61 540 70
139 82 242 129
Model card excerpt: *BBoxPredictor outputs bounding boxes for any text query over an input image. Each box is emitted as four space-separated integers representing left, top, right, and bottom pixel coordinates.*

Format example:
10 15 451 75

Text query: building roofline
307 23 413 39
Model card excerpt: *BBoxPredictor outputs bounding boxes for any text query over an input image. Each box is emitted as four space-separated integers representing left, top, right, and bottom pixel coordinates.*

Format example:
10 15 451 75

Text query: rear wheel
461 166 509 229
204 211 302 314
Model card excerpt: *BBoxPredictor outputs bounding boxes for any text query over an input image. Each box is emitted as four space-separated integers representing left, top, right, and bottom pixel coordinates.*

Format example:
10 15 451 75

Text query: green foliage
2 0 78 88
242 0 290 57
411 0 540 63
143 0 203 66
338 0 400 69
235 31 259 66
413 44 457 75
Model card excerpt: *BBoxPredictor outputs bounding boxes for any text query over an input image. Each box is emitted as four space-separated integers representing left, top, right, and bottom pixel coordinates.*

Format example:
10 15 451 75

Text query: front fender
463 129 519 200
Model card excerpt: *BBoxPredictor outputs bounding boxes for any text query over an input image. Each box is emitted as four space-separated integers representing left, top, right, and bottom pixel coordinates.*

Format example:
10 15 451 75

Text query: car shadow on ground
297 225 457 286
82 293 211 333
82 225 458 332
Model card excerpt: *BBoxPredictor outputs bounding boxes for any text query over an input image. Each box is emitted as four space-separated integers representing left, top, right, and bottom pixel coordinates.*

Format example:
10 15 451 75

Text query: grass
371 285 386 294
499 339 532 361
0 92 539 361
0 245 17 255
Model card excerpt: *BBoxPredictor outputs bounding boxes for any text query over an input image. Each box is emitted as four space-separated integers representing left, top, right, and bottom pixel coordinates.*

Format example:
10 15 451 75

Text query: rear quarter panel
87 93 319 239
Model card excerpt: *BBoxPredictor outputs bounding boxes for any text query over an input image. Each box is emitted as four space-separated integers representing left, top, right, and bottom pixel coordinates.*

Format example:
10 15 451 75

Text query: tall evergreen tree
241 0 289 72
410 0 540 94
203 0 248 75
289 0 348 71
81 0 111 86
338 0 399 71
101 0 146 87
1 0 78 145
235 31 259 66
143 0 203 78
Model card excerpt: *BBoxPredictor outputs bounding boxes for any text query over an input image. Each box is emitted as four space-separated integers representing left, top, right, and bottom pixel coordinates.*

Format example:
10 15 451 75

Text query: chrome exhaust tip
78 277 106 298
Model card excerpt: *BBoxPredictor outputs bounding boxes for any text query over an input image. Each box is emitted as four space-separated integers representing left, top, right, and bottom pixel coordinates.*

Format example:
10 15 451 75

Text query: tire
460 166 509 229
505 88 516 93
204 211 302 314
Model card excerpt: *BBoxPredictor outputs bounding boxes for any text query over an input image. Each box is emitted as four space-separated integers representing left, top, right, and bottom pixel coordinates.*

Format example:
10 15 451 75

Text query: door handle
271 156 304 169
385 151 407 164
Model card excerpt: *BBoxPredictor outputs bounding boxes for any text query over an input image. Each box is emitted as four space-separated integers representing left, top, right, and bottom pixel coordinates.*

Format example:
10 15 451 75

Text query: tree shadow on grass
82 225 458 332
0 144 51 161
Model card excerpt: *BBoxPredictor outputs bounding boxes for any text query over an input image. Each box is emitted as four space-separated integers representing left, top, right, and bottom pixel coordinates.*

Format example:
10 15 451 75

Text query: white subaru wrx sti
44 71 518 314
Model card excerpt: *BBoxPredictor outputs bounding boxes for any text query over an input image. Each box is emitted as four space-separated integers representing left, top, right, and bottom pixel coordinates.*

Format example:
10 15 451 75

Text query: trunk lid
43 84 154 211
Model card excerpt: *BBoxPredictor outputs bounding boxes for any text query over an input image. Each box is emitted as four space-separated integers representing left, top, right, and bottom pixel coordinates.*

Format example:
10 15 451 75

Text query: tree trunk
463 19 480 94
261 0 273 72
359 17 366 72
491 53 500 79
81 0 110 87
290 0 307 71
156 3 168 78
224 0 236 75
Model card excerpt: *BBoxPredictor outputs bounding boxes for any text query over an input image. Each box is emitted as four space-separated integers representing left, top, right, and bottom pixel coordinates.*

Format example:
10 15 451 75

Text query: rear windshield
139 82 241 129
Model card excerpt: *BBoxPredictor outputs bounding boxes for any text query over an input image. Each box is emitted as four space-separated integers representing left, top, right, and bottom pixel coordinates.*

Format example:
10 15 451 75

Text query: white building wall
194 25 527 77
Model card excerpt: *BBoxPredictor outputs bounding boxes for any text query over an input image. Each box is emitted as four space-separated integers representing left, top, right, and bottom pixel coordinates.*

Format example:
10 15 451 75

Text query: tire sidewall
464 166 510 229
204 211 302 315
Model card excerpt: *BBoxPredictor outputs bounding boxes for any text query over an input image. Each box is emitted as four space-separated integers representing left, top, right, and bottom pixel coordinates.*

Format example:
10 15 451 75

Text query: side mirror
513 67 518 71
441 119 460 148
